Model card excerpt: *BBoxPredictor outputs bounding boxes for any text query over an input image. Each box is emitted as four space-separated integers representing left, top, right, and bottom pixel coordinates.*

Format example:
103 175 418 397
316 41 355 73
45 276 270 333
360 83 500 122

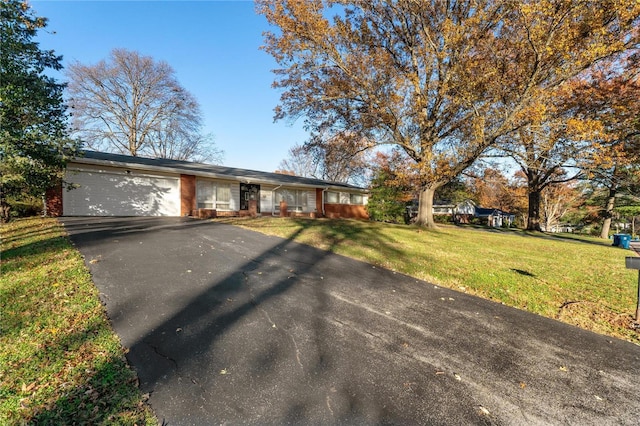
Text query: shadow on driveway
60 217 640 425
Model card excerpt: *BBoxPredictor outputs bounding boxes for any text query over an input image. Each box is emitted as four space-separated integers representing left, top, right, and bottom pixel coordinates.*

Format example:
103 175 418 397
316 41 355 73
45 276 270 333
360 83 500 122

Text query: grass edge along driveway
216 216 640 345
1 216 638 423
0 218 157 425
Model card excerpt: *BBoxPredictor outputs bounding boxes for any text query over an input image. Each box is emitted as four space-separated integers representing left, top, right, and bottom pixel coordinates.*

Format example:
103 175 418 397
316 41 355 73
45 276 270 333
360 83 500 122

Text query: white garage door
64 168 180 216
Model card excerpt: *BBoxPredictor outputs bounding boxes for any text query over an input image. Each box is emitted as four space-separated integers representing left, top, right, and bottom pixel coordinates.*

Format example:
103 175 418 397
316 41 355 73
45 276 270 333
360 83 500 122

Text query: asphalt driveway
61 217 640 425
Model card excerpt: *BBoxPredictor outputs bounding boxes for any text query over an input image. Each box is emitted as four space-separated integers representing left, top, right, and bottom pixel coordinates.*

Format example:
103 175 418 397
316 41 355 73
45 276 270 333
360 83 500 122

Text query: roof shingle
73 150 367 192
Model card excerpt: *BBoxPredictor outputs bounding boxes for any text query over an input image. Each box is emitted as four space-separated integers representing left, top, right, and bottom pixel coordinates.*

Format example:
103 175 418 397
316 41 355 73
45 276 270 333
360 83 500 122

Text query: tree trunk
415 187 437 228
527 190 542 231
600 187 616 239
0 191 10 223
0 202 10 223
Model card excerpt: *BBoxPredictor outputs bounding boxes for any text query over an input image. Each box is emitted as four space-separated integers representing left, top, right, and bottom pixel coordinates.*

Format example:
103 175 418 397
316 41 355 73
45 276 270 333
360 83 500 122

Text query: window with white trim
275 189 308 211
216 184 231 210
197 180 231 210
350 193 363 205
196 180 214 209
326 191 339 204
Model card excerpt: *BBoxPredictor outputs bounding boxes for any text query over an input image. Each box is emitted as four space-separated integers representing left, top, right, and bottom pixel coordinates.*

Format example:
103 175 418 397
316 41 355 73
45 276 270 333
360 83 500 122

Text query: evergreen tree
366 152 415 224
0 0 79 221
367 168 409 224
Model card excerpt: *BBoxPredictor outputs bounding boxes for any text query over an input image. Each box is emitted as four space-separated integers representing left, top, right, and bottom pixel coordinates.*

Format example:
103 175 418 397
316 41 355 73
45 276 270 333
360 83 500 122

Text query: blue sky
32 0 306 172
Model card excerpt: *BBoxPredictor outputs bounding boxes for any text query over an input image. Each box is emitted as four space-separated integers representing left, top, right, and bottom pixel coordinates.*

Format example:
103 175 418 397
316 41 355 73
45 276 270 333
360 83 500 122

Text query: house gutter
321 187 329 217
271 184 283 216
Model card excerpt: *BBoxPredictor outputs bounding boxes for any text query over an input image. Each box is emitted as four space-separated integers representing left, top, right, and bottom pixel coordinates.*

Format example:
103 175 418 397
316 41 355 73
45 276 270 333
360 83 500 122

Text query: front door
240 184 260 212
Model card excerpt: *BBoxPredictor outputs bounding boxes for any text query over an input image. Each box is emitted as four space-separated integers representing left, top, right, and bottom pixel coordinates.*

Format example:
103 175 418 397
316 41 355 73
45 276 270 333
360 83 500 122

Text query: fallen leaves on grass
0 218 156 425
557 301 639 342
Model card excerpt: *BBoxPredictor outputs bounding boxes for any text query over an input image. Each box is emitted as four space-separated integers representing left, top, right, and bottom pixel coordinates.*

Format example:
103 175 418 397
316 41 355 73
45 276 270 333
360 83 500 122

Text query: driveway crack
246 271 278 328
244 270 304 370
280 325 304 370
144 340 179 371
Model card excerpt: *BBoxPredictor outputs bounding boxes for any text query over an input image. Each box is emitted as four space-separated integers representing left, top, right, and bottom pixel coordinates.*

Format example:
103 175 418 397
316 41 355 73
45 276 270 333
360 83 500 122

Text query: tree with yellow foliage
494 94 598 230
259 0 639 227
569 54 640 238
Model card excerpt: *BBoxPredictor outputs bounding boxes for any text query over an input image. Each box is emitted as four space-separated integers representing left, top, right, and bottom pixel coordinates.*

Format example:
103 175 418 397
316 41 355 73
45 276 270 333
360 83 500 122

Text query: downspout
322 187 329 217
272 184 283 216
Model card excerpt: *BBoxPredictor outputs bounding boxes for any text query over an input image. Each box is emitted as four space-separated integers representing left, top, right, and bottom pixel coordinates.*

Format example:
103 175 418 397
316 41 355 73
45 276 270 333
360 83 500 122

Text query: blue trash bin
619 234 631 249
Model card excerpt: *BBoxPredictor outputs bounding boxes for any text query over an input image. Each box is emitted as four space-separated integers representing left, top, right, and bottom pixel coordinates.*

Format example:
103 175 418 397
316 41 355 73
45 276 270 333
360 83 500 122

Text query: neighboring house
432 203 456 215
406 199 467 219
431 199 515 227
544 223 574 233
471 207 515 228
45 151 369 219
451 199 476 219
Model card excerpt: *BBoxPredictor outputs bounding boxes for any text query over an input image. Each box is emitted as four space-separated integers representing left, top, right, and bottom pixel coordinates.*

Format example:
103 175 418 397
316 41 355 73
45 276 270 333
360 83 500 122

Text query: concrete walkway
61 217 640 425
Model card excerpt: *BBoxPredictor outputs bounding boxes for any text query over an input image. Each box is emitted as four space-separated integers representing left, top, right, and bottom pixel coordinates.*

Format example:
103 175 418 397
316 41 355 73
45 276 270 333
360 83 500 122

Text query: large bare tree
258 0 640 227
67 48 222 163
278 132 371 185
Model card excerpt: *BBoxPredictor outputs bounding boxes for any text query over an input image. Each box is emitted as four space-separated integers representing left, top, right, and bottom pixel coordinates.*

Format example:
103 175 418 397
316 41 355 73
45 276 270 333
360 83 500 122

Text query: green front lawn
216 217 640 344
0 218 156 425
1 215 637 424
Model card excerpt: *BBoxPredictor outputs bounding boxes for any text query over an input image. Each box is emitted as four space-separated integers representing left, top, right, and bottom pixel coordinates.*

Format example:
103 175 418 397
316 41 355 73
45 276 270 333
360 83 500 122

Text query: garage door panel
64 170 180 216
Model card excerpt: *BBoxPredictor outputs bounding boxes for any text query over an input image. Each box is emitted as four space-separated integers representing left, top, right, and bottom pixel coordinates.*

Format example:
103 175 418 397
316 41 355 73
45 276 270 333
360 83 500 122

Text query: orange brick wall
323 203 369 220
180 174 196 216
45 183 63 217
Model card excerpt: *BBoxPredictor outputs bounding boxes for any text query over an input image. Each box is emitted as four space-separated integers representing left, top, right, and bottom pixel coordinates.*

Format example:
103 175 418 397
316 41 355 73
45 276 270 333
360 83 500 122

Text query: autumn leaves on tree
259 0 640 229
569 55 640 237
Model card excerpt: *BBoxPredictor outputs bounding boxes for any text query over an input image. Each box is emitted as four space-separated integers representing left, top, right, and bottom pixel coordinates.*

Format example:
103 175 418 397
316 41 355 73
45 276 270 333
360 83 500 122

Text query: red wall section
315 188 324 217
45 183 63 217
323 203 369 220
180 174 196 216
